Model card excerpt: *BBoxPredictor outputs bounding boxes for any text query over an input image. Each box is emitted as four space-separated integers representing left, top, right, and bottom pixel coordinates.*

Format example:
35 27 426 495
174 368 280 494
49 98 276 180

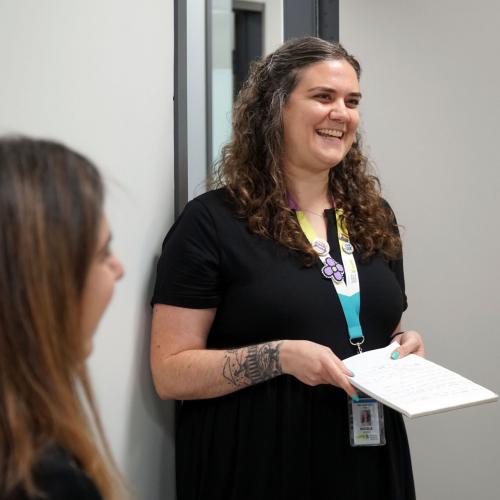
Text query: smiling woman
214 37 401 264
282 59 361 185
151 37 423 500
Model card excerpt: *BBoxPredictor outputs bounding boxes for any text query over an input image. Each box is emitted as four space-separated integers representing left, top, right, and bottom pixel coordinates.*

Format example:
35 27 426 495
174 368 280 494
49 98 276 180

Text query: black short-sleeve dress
152 188 415 500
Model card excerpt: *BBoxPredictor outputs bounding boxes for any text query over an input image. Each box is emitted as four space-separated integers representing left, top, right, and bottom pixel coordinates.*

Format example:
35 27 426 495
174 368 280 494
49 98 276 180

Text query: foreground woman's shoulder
9 446 102 500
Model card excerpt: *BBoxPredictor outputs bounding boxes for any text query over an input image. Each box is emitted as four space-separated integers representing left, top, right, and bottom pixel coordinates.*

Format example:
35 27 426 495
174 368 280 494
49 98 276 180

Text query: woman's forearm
152 340 284 400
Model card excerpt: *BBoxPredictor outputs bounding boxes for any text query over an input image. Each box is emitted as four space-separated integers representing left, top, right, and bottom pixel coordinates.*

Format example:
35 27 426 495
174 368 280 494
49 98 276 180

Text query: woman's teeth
316 129 344 138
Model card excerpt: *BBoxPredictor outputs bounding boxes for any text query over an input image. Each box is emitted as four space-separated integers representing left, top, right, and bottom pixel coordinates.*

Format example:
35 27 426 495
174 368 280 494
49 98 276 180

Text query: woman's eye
99 246 112 260
347 99 360 108
316 94 331 101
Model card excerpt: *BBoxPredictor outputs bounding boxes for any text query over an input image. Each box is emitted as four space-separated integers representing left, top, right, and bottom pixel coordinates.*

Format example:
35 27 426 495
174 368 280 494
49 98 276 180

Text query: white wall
186 0 208 199
262 0 284 55
0 1 176 499
340 1 500 499
210 0 233 164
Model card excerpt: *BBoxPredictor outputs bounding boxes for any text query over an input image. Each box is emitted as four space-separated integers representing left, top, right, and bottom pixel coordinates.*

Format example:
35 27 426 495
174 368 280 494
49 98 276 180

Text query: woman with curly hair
0 137 124 499
151 37 424 500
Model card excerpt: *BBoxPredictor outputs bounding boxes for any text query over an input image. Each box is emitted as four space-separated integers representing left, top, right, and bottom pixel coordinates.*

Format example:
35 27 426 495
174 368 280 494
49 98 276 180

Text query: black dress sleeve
152 198 222 309
382 199 408 312
9 447 102 500
388 254 407 311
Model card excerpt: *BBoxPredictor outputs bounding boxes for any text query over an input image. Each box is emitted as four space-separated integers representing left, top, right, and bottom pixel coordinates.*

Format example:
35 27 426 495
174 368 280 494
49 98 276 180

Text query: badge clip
350 336 365 354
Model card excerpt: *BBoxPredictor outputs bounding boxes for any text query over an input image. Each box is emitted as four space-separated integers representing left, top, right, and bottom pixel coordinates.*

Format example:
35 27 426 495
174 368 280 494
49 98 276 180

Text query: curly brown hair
212 37 401 264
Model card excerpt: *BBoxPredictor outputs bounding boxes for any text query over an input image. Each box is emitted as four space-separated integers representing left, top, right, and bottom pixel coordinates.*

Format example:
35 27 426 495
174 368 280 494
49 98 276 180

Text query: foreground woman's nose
112 256 125 280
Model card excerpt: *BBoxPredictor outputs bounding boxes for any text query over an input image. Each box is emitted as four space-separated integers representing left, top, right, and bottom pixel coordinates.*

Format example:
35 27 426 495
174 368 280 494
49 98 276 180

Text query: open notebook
343 343 498 418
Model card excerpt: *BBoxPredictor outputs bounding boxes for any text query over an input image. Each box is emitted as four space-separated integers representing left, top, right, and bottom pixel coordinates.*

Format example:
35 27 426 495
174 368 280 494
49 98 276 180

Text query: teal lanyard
296 209 365 353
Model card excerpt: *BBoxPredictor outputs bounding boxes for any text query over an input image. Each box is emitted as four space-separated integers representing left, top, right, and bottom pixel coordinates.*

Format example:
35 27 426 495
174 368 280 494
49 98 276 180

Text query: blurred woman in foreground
0 137 124 499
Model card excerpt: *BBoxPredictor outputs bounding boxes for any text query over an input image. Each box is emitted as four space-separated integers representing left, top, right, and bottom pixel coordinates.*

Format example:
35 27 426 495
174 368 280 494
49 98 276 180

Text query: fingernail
351 394 360 402
391 351 400 360
350 371 355 377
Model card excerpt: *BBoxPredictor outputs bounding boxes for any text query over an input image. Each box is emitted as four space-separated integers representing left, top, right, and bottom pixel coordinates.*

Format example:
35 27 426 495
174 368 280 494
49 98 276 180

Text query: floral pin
321 257 344 282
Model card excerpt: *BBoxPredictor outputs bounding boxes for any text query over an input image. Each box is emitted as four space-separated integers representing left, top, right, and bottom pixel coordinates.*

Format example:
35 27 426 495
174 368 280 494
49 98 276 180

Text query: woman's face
282 59 361 175
80 216 124 356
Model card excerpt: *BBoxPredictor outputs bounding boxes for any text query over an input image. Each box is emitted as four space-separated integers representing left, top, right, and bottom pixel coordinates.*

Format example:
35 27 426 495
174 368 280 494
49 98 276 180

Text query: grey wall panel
284 0 339 42
318 0 339 41
284 0 317 39
340 1 500 498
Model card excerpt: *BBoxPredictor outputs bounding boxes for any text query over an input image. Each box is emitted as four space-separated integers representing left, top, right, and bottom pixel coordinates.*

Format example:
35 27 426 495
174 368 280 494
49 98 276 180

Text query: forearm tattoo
222 341 284 387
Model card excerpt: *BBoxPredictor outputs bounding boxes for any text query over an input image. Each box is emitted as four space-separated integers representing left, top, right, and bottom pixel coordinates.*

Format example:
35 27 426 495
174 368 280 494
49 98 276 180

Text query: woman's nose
329 101 348 121
112 256 125 281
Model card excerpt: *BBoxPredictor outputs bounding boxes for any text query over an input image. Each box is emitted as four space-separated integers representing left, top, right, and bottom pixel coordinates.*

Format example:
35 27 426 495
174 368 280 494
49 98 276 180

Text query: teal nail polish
391 351 400 360
352 395 360 402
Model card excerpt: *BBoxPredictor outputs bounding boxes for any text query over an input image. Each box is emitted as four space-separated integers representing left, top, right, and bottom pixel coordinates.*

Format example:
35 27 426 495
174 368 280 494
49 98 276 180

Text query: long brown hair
0 137 119 498
213 37 401 263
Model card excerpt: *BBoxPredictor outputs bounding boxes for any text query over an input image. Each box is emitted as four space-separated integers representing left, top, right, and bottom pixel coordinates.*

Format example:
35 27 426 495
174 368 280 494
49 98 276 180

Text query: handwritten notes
343 343 498 418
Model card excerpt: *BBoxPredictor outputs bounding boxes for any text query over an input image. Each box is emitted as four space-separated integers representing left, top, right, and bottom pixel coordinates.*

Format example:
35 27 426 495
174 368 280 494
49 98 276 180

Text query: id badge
348 394 386 447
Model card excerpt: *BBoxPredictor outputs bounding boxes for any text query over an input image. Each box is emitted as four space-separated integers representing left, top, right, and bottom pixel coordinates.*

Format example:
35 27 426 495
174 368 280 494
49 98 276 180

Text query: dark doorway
233 3 263 98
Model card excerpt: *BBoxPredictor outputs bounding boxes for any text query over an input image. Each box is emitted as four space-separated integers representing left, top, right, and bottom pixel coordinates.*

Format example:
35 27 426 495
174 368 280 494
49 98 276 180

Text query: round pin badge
342 242 354 254
312 238 330 256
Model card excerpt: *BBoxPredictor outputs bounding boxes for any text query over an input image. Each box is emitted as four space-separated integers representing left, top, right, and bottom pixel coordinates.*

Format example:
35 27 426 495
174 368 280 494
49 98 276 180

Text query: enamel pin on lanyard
295 208 386 447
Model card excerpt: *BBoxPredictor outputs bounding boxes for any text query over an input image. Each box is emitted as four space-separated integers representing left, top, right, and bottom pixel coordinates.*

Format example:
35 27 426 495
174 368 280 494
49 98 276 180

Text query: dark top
153 188 415 500
8 446 102 500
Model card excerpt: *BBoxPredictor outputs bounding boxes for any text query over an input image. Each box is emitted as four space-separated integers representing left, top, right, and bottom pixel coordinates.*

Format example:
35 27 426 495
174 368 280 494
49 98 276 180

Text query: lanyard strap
296 209 365 352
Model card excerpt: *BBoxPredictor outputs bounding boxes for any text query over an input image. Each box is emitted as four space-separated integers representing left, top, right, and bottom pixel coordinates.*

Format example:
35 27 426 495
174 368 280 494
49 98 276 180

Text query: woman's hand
280 340 358 398
390 330 425 360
